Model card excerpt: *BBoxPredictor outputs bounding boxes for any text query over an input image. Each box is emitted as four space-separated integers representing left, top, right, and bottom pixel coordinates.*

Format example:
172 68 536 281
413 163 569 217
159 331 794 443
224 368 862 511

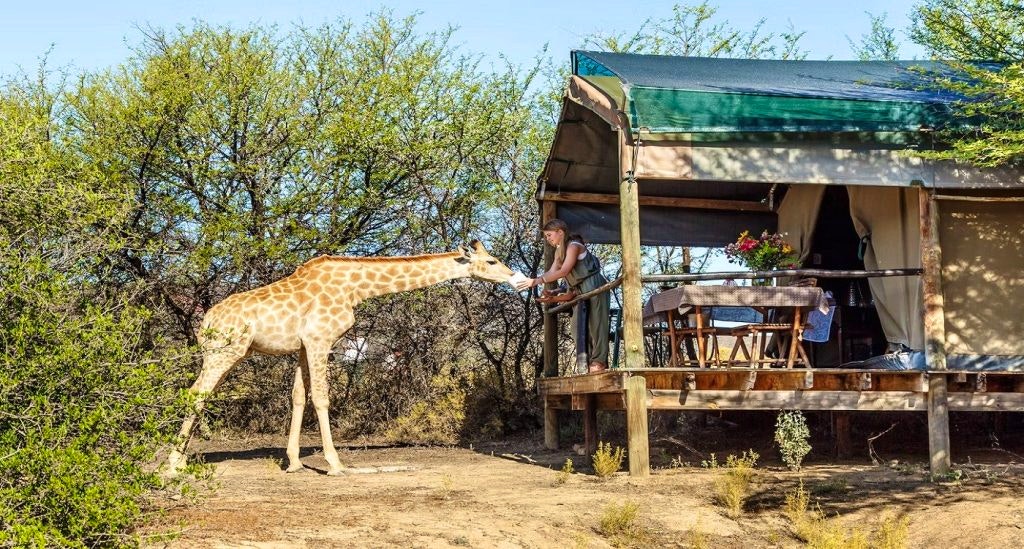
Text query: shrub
874 515 910 549
775 410 812 471
555 458 575 485
592 442 626 479
384 374 467 445
599 500 650 547
714 450 759 518
0 288 196 546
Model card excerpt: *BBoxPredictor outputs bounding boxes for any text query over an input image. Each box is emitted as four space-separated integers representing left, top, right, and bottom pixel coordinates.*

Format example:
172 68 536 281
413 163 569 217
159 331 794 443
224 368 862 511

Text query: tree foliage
0 71 194 547
584 1 808 59
847 11 902 60
910 0 1024 167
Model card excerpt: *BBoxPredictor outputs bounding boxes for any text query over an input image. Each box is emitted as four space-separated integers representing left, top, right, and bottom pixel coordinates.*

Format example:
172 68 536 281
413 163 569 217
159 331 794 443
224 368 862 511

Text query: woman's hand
514 277 537 291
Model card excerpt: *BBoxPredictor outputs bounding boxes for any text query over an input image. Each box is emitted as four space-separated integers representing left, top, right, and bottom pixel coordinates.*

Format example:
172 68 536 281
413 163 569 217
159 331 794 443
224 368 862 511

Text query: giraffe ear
455 244 472 263
469 239 484 252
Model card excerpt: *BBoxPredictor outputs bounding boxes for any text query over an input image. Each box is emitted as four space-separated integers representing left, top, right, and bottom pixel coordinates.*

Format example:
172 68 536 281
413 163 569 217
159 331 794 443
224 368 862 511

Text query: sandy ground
142 421 1024 549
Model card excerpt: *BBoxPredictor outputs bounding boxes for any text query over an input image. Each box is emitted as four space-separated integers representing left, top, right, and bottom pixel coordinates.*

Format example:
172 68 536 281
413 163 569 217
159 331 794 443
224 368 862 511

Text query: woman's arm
530 242 583 288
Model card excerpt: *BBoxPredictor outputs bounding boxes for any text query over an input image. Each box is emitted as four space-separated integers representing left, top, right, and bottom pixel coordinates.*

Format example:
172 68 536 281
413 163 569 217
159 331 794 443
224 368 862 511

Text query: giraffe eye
486 259 498 265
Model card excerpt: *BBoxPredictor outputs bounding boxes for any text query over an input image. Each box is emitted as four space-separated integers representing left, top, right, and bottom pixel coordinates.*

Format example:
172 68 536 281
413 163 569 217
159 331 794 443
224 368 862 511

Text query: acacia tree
62 14 552 437
910 0 1024 166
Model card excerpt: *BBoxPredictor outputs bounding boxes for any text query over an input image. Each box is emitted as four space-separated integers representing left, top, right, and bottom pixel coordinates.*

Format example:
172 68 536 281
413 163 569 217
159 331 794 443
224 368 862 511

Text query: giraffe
165 240 514 476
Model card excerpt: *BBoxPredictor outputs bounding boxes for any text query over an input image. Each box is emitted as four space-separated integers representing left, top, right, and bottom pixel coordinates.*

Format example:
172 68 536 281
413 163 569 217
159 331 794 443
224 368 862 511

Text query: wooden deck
540 368 1024 476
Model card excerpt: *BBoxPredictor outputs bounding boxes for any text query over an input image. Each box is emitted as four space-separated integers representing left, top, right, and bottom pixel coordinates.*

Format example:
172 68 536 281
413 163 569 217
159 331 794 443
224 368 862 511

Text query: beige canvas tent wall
539 51 1024 371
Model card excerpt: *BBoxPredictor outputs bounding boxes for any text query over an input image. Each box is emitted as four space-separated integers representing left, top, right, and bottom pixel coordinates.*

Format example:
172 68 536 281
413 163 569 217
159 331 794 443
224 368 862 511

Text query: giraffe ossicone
165 240 515 476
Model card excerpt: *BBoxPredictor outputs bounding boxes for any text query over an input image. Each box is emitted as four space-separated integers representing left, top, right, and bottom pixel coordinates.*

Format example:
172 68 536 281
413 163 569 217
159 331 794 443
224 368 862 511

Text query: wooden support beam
920 188 951 476
625 376 650 476
648 389 928 410
538 190 770 212
834 412 852 458
542 201 559 378
544 398 559 450
538 371 625 395
583 394 598 455
619 131 645 370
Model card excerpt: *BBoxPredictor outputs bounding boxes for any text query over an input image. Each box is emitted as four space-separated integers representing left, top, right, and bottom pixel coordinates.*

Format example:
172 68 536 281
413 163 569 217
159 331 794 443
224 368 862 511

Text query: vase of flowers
724 230 800 285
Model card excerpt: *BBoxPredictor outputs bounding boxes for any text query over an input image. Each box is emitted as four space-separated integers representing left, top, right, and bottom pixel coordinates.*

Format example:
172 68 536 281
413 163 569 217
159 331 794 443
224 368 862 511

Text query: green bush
775 410 812 471
0 276 194 547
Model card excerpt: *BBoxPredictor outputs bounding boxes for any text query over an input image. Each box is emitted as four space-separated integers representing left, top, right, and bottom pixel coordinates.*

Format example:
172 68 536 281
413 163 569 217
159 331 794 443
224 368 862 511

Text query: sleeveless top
565 239 604 290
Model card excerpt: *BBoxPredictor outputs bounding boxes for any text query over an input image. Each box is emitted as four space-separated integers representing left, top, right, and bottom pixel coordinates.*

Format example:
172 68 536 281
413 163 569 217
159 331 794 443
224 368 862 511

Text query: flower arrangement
724 230 800 271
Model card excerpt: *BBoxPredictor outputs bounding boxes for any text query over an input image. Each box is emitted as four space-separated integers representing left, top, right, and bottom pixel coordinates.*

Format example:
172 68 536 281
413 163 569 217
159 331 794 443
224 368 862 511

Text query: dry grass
555 458 575 485
599 500 651 548
713 450 759 518
785 479 909 549
592 441 626 479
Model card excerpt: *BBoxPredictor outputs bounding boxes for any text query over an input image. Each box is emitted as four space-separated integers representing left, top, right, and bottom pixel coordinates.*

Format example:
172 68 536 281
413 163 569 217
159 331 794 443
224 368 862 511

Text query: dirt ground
145 415 1024 549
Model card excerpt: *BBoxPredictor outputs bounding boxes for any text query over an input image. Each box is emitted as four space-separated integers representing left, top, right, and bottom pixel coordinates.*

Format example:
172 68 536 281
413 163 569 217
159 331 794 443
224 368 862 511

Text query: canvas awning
572 51 958 134
539 51 1024 210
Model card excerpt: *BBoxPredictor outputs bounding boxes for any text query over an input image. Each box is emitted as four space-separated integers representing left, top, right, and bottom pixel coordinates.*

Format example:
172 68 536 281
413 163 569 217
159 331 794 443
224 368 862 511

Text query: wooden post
834 412 852 459
625 375 650 476
920 188 950 475
666 309 679 367
584 394 598 455
544 397 559 450
619 131 644 369
542 200 559 378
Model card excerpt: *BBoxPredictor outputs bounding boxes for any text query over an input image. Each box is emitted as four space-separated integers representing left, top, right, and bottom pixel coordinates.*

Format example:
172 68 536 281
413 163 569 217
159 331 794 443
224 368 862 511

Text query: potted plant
724 231 800 285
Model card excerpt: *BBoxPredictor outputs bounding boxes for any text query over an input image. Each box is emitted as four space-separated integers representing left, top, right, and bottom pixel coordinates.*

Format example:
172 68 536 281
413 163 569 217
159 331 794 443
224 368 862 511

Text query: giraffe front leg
166 352 241 475
304 344 345 475
285 352 310 473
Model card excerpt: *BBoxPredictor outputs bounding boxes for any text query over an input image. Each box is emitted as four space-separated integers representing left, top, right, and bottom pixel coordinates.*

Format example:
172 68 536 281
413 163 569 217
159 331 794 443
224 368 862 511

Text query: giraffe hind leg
285 349 311 473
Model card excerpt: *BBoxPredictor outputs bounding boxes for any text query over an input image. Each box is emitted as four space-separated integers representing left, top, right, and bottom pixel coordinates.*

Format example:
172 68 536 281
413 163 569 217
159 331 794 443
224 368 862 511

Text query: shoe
587 361 608 373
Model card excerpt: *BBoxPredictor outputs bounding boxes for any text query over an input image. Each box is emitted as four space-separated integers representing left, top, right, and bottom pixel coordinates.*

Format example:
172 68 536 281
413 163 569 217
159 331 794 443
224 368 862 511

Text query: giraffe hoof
285 464 305 473
326 467 349 476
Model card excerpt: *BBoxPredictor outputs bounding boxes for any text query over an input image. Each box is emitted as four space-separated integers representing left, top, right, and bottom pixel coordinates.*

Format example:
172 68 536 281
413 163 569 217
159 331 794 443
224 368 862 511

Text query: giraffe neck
328 252 470 301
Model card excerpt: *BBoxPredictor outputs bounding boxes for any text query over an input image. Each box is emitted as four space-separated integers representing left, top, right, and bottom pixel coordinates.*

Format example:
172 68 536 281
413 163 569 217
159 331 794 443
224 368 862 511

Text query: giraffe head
457 240 514 283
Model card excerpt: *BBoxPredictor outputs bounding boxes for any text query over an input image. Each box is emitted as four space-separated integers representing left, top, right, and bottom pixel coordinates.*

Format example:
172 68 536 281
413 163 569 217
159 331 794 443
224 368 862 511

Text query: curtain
847 186 924 350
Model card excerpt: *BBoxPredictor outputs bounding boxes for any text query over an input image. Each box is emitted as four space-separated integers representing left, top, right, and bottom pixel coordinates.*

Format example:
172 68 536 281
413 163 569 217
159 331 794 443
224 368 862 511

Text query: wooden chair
666 307 724 367
728 278 817 368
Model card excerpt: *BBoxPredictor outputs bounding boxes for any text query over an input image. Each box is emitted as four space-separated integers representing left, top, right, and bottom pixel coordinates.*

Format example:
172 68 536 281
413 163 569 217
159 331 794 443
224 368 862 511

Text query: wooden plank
619 131 645 370
625 376 650 476
539 190 769 212
544 398 559 450
539 371 626 395
542 200 558 378
646 390 927 411
947 392 1024 411
545 395 571 410
874 372 927 392
579 389 1024 413
920 188 950 476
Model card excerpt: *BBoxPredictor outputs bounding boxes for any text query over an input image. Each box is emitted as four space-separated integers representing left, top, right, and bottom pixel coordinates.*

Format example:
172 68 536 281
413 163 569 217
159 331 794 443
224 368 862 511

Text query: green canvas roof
572 51 959 133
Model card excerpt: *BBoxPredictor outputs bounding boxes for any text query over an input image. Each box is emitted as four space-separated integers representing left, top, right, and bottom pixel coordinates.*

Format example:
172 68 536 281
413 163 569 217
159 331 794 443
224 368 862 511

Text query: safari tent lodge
535 51 1024 476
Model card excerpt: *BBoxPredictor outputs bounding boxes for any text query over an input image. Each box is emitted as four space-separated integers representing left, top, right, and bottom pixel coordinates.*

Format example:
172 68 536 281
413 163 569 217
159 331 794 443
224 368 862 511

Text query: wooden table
642 285 830 368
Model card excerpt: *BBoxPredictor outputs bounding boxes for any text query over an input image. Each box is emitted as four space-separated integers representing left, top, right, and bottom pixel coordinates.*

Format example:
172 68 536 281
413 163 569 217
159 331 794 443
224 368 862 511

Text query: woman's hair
543 218 583 265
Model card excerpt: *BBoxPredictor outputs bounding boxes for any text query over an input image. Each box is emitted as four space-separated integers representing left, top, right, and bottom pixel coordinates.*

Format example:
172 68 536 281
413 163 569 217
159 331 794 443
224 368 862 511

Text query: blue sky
2 0 929 76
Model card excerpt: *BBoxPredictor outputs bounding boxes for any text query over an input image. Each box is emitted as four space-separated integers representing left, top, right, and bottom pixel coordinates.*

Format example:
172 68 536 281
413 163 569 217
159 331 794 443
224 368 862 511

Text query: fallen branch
867 422 899 466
